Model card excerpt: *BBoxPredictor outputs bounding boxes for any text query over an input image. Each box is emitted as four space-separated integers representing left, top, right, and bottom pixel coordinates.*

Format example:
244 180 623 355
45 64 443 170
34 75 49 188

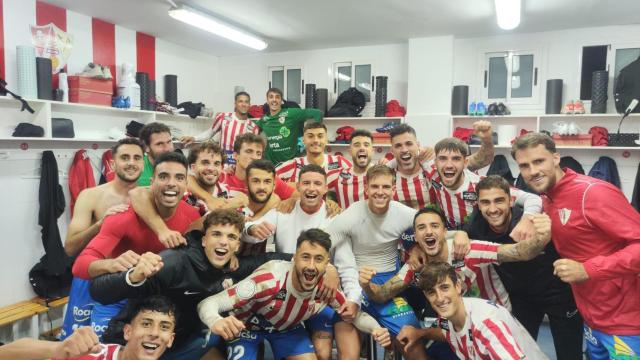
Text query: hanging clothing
631 163 640 211
68 149 96 214
588 156 621 188
486 154 515 184
100 149 115 185
560 156 585 175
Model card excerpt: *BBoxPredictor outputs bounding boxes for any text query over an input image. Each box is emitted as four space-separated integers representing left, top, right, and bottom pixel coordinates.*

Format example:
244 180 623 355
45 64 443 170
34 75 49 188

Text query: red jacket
68 149 96 215
543 169 640 334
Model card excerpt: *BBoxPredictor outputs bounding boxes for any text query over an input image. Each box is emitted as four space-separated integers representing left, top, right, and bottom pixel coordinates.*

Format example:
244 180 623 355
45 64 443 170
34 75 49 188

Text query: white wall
214 43 408 113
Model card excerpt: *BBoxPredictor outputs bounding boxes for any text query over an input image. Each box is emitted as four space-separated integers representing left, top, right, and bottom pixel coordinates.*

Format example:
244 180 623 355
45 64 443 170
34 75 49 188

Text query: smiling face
122 310 175 360
414 212 447 258
365 174 395 214
146 132 174 163
267 90 282 114
235 142 264 173
349 135 373 170
514 144 560 194
191 150 223 190
303 127 328 156
113 144 144 183
298 171 327 211
235 94 250 116
293 240 329 292
435 149 468 190
247 168 274 204
391 132 420 174
151 161 187 210
423 276 463 321
477 187 513 233
202 223 241 269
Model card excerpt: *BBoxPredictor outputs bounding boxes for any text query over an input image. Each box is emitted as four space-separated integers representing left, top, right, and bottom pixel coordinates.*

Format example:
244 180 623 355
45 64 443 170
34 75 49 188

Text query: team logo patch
278 116 286 124
340 172 352 180
296 162 304 169
462 191 477 201
558 208 571 225
279 126 290 138
217 191 229 199
451 259 465 269
274 289 287 301
236 280 257 300
430 179 442 190
327 162 340 170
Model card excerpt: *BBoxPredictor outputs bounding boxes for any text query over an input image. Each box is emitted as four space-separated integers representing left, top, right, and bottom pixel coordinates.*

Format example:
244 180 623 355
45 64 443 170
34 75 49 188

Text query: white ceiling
44 0 640 57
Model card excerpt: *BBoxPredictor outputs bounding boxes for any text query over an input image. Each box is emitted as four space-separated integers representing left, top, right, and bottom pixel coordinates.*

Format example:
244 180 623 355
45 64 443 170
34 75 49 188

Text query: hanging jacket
68 149 96 215
100 149 115 185
560 156 585 175
588 156 621 188
631 163 640 211
486 154 515 184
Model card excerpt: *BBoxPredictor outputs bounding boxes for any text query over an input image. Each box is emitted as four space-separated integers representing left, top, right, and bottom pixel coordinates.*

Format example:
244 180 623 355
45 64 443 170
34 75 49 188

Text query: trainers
562 101 575 115
487 102 499 115
476 101 487 116
468 102 477 116
573 100 585 114
376 122 397 133
80 63 104 78
101 65 113 80
567 121 580 135
497 102 510 115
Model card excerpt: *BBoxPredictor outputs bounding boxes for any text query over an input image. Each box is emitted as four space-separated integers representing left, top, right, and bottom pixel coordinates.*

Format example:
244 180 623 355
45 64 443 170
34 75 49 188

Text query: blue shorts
584 325 640 359
90 299 127 340
305 306 341 334
227 326 314 360
161 329 222 360
60 277 95 340
362 270 420 336
224 150 236 165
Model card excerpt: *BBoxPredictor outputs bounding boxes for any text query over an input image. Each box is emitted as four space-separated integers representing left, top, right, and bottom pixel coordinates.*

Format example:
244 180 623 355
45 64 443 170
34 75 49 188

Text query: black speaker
591 70 608 114
451 85 469 115
36 57 53 100
545 79 563 114
316 88 328 116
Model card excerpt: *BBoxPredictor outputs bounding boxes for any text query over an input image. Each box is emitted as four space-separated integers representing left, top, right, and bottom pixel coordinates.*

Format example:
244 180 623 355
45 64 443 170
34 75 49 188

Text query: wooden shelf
323 116 402 121
470 144 640 150
327 143 391 147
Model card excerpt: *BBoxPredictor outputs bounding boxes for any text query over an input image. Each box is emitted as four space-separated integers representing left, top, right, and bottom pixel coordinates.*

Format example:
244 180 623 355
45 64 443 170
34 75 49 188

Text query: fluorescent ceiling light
495 0 521 30
168 4 267 51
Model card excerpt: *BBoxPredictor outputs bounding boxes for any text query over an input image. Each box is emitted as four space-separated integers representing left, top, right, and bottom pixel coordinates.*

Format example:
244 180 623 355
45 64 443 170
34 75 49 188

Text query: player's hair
510 132 557 160
413 206 447 229
349 129 373 143
233 133 266 154
203 209 245 234
126 295 178 327
112 137 144 156
475 175 511 197
246 159 276 179
389 123 417 141
296 228 332 252
434 137 469 158
298 164 326 182
139 122 171 147
418 262 459 293
303 122 327 134
153 151 188 175
188 142 224 166
266 87 283 98
235 91 250 101
366 164 395 183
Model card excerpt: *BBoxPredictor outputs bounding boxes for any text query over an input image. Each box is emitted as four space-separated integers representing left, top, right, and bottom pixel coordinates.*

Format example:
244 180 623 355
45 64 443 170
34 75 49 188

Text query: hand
225 164 236 175
108 250 141 273
100 204 129 222
52 326 101 358
509 216 535 242
338 301 359 322
180 136 196 146
377 156 390 165
226 192 249 209
397 325 422 353
553 259 589 283
473 120 493 143
276 198 297 214
211 316 245 341
358 266 377 288
229 254 239 271
325 199 342 218
372 327 392 348
128 252 163 283
406 246 426 270
452 231 471 260
531 213 552 244
417 146 435 163
247 222 276 241
158 229 186 248
318 265 338 303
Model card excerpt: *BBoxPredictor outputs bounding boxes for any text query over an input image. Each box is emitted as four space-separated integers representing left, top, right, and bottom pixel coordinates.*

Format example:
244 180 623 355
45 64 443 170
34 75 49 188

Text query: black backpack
615 56 640 114
327 87 366 117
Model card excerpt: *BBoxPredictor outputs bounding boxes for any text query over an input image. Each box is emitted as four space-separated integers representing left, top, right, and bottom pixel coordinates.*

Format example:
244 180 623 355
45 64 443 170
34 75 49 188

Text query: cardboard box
67 76 112 94
69 88 112 106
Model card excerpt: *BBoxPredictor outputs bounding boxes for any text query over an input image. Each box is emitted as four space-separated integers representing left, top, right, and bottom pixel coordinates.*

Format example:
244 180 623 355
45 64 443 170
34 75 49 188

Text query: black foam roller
315 88 328 116
545 79 563 114
375 76 388 117
591 70 608 114
164 74 178 107
36 57 53 100
305 83 316 109
136 72 149 110
148 79 156 110
451 85 469 115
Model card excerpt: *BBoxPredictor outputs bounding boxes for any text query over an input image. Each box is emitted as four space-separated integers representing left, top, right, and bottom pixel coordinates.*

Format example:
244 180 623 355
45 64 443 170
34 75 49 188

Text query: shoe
573 100 585 114
476 102 487 116
101 65 113 80
468 102 477 116
497 102 510 115
81 63 104 78
487 102 498 115
553 121 569 135
376 122 397 133
567 122 580 135
562 101 575 115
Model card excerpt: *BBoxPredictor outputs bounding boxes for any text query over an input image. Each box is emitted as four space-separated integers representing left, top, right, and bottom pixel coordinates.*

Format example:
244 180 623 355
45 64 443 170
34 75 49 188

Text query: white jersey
436 297 548 360
242 201 332 254
275 154 352 183
194 112 259 152
327 167 367 209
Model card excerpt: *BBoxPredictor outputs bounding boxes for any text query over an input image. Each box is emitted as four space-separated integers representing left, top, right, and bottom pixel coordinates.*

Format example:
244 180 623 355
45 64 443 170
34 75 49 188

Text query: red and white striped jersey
393 165 436 210
275 154 352 183
397 239 510 310
437 298 548 360
183 182 230 216
211 112 259 152
58 343 121 360
327 168 368 209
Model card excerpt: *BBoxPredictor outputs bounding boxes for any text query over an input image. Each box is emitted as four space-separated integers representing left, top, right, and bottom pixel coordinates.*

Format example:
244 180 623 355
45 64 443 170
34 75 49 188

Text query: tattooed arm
497 214 552 263
467 120 495 171
359 265 411 303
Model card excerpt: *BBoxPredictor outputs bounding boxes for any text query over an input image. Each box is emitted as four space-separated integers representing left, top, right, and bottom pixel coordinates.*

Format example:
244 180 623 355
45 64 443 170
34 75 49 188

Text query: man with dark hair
512 132 640 359
180 91 259 165
60 138 144 339
0 295 178 360
197 228 391 360
138 122 174 186
327 129 374 209
72 152 199 339
89 209 291 359
418 262 549 359
256 87 323 164
462 175 583 360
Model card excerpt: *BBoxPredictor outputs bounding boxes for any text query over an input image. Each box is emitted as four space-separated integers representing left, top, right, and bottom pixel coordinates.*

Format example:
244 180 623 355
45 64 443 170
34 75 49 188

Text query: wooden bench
0 300 49 338
32 297 70 339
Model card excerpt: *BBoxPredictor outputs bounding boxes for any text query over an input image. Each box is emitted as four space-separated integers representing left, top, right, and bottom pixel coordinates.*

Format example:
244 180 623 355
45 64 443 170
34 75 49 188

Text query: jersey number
227 345 245 360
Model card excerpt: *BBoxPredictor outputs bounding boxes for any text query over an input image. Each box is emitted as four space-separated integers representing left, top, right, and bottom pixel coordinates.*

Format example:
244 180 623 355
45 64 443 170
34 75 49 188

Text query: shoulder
102 207 137 228
178 200 201 221
391 201 418 216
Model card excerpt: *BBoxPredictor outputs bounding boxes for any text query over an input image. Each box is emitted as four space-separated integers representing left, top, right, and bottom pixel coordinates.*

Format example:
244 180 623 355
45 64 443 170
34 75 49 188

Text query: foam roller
17 45 37 99
164 74 178 107
451 85 469 115
136 72 149 110
591 71 608 114
305 83 316 108
545 79 563 114
36 57 53 100
316 88 328 116
148 79 156 109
